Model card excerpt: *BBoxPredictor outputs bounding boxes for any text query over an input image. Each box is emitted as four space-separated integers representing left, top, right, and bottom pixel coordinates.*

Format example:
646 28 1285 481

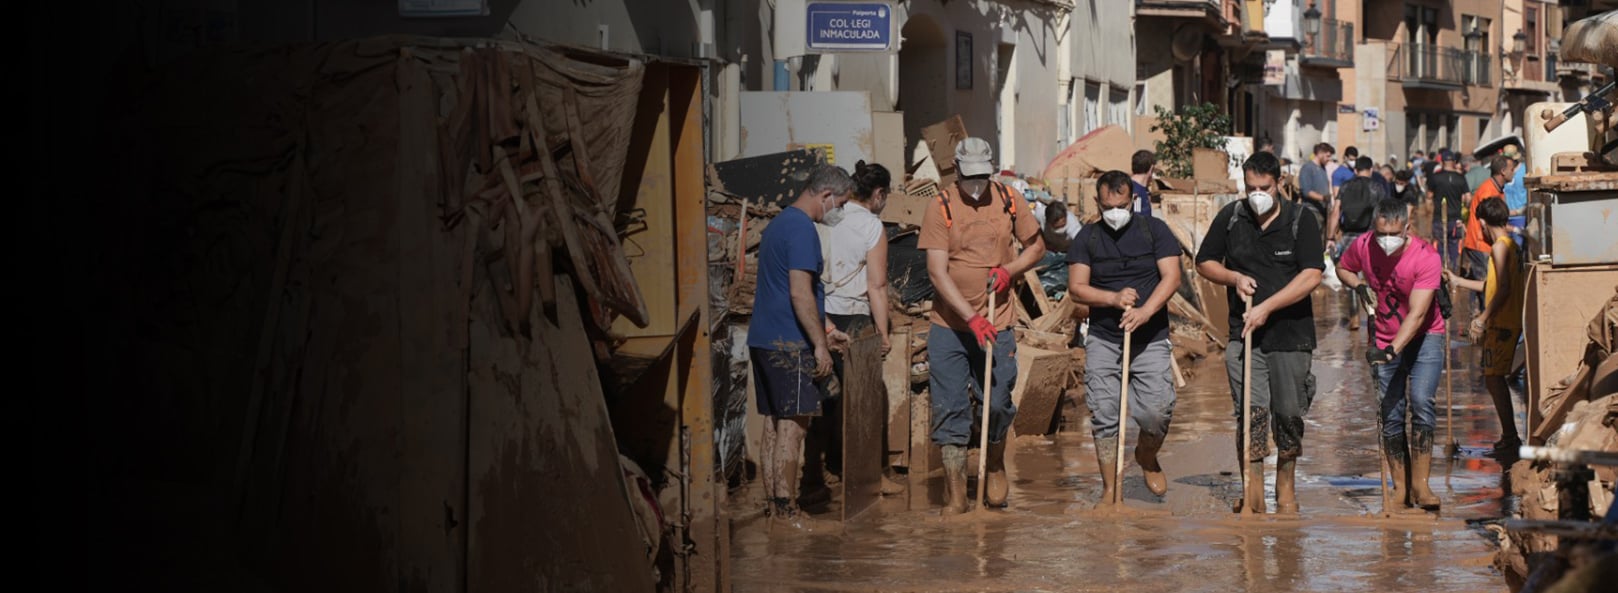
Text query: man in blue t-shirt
747 165 855 520
1067 170 1183 504
1129 150 1157 217
1331 146 1359 190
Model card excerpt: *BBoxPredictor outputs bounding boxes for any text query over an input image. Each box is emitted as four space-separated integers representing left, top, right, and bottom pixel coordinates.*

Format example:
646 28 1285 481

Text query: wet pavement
730 290 1525 593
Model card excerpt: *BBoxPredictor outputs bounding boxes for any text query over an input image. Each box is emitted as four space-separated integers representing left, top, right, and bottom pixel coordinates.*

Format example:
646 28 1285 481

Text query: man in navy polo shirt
1129 150 1157 217
1067 170 1183 502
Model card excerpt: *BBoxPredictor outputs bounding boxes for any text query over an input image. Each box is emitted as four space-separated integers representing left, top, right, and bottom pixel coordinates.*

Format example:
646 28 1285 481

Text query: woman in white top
824 161 893 355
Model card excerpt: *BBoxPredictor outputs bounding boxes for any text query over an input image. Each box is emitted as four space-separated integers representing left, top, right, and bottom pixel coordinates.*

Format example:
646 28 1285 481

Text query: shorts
751 347 826 417
1481 327 1521 377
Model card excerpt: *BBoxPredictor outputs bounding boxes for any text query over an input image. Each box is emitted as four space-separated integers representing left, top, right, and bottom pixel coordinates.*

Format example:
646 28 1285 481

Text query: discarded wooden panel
612 69 677 337
1531 362 1594 445
1010 345 1070 437
1014 327 1071 352
1192 147 1230 182
842 330 886 521
885 325 913 469
908 387 937 511
711 149 825 208
468 275 655 593
1524 264 1618 443
1024 270 1053 316
1197 276 1232 344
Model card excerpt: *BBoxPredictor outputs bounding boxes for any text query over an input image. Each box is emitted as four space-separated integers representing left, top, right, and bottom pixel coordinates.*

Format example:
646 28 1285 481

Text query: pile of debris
1494 286 1618 592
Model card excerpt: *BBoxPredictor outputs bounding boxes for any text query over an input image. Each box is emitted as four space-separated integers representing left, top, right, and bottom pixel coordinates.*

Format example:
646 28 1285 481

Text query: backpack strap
936 181 1017 229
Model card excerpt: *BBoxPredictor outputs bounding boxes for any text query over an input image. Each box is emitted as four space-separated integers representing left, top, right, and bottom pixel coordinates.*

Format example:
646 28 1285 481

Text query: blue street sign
806 2 893 52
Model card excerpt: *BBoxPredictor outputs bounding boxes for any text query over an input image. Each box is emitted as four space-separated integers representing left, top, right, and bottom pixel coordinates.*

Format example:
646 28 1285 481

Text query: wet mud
732 291 1519 592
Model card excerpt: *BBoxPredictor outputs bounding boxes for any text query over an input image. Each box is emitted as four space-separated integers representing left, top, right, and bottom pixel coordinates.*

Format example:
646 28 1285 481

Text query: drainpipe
774 0 805 91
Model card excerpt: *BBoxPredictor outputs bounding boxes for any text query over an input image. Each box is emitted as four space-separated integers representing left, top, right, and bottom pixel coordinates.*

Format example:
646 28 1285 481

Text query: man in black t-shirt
1425 162 1470 270
1067 171 1183 503
1196 152 1325 515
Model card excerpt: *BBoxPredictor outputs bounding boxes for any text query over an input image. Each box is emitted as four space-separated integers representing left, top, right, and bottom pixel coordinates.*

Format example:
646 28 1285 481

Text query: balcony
1393 43 1489 90
1301 18 1354 68
1136 0 1225 26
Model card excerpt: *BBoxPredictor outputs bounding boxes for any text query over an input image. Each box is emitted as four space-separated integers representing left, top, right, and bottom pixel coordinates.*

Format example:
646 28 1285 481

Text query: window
1464 15 1491 54
1083 81 1102 136
1109 88 1130 131
1526 6 1538 55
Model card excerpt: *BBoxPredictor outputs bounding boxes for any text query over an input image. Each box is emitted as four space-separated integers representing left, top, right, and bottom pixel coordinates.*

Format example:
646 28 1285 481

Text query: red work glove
987 267 1012 294
967 315 997 347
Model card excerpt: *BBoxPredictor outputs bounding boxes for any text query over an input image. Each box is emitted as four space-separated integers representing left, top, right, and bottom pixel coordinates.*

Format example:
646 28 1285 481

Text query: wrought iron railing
1396 43 1466 86
1303 18 1354 65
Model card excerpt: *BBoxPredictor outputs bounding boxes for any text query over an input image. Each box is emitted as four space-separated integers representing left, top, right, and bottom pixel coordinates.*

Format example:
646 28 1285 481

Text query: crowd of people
746 134 1532 523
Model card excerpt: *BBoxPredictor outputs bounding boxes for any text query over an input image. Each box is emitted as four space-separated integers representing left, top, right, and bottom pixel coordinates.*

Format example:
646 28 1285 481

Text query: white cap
955 137 994 177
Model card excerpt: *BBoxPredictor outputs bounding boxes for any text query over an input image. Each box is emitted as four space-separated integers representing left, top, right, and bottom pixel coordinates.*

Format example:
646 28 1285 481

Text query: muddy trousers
1084 336 1176 439
1372 332 1444 442
1224 341 1315 462
928 324 1018 446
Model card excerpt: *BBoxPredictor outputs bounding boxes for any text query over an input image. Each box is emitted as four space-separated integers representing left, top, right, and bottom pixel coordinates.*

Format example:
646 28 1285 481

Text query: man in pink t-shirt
1336 198 1447 512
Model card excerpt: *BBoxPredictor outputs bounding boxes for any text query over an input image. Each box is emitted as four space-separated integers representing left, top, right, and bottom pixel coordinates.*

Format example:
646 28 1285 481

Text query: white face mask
823 204 845 226
1246 190 1276 216
1377 234 1406 256
1102 208 1131 230
1395 183 1408 192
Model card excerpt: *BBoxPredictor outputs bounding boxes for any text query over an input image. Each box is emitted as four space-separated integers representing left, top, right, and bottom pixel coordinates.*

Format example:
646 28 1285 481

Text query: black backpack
1336 178 1385 233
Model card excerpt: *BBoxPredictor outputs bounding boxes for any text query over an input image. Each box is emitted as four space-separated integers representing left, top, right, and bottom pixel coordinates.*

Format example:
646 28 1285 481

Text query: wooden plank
842 330 885 521
467 275 654 592
668 64 723 593
610 66 676 338
1009 345 1070 438
884 325 913 469
394 53 465 591
1025 270 1053 317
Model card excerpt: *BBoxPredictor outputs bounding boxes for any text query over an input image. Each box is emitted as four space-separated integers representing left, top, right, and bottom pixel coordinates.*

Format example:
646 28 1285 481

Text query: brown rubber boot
1135 431 1168 497
1384 437 1409 511
1408 430 1441 510
985 440 1009 508
1095 435 1119 505
1349 313 1361 330
1275 458 1298 514
942 445 969 515
1233 461 1267 513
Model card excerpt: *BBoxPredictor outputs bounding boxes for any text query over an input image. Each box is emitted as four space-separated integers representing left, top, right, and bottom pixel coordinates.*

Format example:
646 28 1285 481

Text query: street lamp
1512 29 1527 59
1303 4 1322 43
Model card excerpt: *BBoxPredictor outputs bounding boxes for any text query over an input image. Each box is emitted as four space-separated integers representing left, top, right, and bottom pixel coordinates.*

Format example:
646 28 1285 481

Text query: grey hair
803 165 855 197
1373 198 1410 225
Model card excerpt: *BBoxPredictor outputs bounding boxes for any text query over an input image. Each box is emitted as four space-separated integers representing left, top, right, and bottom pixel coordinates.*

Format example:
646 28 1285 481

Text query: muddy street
731 290 1521 593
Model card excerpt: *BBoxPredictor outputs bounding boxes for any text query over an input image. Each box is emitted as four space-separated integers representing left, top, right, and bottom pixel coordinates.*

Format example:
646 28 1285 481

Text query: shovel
1441 199 1460 460
1115 305 1134 507
1239 294 1254 516
977 285 998 510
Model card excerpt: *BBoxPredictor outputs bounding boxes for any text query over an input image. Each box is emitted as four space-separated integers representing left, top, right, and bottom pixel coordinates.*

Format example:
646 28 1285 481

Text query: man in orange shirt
1461 154 1512 313
918 137 1046 514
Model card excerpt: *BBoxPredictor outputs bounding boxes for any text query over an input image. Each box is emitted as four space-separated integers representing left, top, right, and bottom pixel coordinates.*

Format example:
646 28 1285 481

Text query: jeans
1340 232 1365 320
1084 336 1176 439
1372 333 1444 440
928 324 1018 446
1225 341 1316 462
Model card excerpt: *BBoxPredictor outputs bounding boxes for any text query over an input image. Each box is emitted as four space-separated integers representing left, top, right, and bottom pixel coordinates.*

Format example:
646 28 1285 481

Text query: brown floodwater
730 290 1520 593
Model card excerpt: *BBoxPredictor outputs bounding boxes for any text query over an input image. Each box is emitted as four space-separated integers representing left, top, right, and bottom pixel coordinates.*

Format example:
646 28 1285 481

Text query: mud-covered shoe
985 440 1009 508
1275 458 1298 514
1233 461 1267 513
942 445 969 515
1384 435 1409 511
1095 435 1119 505
1490 436 1523 458
1135 431 1168 497
879 473 907 496
1408 431 1442 510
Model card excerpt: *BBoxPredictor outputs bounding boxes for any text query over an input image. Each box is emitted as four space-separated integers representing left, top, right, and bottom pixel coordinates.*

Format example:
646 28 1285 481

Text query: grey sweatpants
1225 341 1316 462
1085 336 1177 439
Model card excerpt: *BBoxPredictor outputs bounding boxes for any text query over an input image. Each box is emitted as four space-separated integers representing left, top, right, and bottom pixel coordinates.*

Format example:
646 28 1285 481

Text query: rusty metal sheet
842 328 886 521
